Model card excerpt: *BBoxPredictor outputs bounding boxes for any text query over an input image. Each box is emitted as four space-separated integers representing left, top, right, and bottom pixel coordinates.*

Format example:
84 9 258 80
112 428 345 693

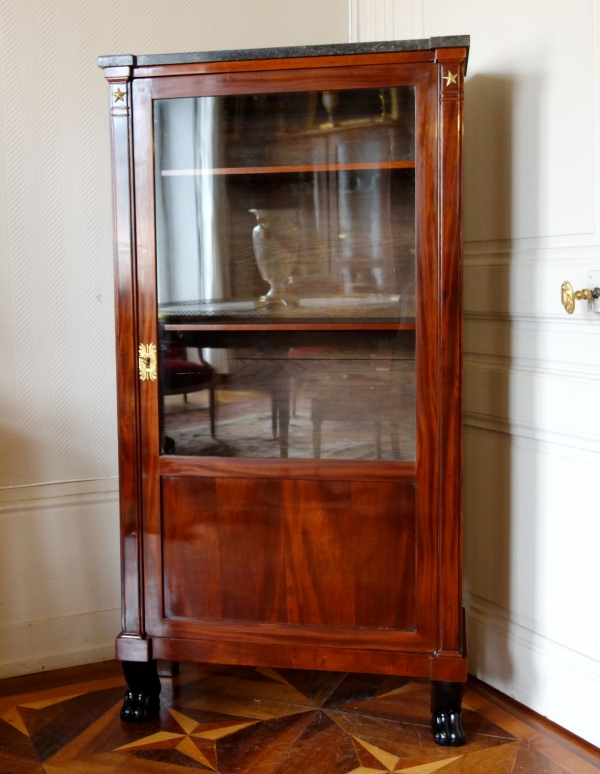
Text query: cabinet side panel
437 50 466 657
106 70 143 636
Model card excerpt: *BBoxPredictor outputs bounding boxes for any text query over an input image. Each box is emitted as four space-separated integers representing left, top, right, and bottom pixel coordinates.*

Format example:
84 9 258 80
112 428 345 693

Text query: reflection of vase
250 209 299 307
321 90 339 128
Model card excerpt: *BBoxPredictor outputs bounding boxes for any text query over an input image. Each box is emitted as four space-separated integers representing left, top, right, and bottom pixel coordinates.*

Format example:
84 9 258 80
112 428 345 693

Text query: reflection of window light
198 98 217 298
372 267 384 291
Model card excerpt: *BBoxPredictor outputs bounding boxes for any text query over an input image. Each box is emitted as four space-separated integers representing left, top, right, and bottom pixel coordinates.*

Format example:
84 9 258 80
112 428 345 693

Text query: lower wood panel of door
155 476 424 633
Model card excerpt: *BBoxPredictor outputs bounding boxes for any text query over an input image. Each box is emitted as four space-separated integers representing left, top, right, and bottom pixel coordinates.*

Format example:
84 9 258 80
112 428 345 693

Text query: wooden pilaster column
435 46 467 671
104 66 150 662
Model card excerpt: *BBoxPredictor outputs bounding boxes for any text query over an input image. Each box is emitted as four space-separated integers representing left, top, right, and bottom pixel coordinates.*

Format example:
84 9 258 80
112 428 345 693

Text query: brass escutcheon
138 343 157 381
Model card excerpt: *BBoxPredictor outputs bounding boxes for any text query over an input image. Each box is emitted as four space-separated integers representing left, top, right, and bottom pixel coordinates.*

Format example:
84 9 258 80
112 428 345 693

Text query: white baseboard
0 478 121 679
0 607 120 679
465 593 600 747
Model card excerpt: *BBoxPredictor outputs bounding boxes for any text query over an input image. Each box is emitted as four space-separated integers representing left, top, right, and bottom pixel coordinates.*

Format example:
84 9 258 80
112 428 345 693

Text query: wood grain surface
161 477 416 631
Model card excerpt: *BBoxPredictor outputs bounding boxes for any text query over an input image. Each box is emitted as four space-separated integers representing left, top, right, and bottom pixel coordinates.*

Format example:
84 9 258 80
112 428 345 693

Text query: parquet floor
0 661 598 773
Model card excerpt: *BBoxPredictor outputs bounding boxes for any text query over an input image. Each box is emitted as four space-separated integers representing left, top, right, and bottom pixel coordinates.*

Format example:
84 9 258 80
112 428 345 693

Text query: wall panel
0 481 120 677
354 0 600 746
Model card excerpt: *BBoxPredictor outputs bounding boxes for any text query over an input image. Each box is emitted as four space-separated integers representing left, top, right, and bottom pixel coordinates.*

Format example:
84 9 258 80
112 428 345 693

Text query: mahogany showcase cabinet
99 36 469 746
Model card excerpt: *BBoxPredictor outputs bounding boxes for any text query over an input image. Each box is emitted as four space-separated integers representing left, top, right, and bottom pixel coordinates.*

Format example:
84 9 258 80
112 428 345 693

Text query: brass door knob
561 281 600 314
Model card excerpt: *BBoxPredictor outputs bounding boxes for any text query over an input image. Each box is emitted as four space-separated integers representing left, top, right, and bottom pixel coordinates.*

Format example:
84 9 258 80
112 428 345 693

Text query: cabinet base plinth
115 633 152 662
150 635 467 680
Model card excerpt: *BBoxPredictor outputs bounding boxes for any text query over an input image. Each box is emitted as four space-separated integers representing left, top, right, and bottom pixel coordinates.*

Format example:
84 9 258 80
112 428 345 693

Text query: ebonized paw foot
431 680 466 747
121 660 161 723
120 689 160 722
432 708 466 746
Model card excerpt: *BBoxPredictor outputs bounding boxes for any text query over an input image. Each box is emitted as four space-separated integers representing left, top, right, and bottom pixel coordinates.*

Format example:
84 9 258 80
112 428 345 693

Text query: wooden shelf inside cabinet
162 322 416 331
158 300 415 326
160 160 416 177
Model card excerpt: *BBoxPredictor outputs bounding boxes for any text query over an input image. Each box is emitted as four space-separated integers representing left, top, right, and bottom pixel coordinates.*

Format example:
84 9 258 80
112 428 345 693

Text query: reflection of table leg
209 380 217 439
271 392 278 439
271 381 291 458
313 419 322 459
278 380 290 459
375 421 382 460
291 376 298 417
391 422 401 460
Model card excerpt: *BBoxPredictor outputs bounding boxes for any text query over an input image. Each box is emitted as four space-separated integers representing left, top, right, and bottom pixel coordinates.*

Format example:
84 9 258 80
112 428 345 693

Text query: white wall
0 0 348 678
5 0 598 747
353 0 600 748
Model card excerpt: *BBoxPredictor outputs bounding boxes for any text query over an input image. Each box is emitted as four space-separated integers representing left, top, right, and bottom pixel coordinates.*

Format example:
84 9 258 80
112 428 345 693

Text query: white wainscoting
0 478 120 678
463 251 600 746
353 0 600 746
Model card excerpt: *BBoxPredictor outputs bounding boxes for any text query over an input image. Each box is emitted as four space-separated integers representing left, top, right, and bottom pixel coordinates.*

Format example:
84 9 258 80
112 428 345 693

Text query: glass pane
160 330 415 461
154 85 416 460
154 87 415 322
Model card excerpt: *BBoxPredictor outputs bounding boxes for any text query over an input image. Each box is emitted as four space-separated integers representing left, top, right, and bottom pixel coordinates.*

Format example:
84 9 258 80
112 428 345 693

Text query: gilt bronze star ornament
443 71 459 87
113 87 126 102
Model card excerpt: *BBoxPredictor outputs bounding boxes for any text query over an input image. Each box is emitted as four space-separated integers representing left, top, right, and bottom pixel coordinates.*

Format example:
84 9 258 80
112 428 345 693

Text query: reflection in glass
155 87 415 323
160 331 415 461
154 86 417 460
250 208 300 308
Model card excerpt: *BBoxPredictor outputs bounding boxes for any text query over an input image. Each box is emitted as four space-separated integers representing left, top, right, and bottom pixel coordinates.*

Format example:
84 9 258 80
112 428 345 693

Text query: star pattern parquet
0 664 597 774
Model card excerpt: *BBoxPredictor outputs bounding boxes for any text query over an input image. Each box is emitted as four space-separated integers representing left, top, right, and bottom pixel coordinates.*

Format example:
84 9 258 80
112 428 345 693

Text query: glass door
135 62 439 647
154 86 416 462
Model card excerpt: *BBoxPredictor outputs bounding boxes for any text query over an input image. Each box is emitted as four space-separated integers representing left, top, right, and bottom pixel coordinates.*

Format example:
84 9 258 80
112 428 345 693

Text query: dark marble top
98 36 469 70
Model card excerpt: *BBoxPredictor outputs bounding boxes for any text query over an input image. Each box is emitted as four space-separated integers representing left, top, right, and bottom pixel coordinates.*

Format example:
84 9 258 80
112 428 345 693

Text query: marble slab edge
98 35 470 70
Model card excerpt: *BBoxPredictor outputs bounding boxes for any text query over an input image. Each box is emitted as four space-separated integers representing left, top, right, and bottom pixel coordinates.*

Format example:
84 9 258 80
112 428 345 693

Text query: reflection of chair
288 346 329 417
161 346 216 438
311 379 402 460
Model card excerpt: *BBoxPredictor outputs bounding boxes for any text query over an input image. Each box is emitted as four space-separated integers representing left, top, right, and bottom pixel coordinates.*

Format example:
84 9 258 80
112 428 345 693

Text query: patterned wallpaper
0 0 348 488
